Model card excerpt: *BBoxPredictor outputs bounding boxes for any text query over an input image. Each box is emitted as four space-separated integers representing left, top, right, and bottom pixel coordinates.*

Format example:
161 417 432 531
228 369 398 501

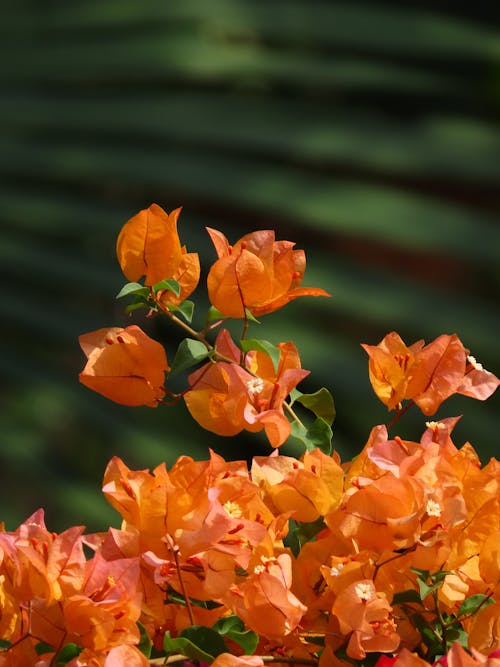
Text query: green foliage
168 299 195 323
212 615 259 655
290 416 333 455
116 282 149 299
137 621 153 659
168 338 210 377
164 626 228 662
392 568 496 662
153 278 181 296
291 387 336 426
286 516 326 557
289 387 335 453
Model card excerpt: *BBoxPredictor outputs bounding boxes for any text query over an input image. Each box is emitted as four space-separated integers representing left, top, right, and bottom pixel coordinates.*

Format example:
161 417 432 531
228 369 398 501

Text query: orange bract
184 330 308 446
331 579 400 659
116 203 200 293
206 228 330 318
79 325 168 407
362 332 499 415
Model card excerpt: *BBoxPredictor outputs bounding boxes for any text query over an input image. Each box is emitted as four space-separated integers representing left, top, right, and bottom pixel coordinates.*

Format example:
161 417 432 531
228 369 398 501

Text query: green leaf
244 308 261 324
35 642 54 656
392 589 424 606
286 517 326 557
164 631 214 663
445 627 469 648
153 278 181 296
292 387 336 425
416 577 440 600
55 644 82 665
125 299 148 315
212 615 259 655
206 305 226 324
290 416 333 455
168 338 210 377
137 621 152 658
410 567 430 579
164 626 228 662
213 614 245 635
116 281 149 299
0 639 11 650
240 338 281 370
169 299 195 323
457 593 494 617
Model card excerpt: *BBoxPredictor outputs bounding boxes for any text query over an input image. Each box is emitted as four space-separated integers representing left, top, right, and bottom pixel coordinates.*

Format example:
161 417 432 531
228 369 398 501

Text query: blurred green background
1 1 499 532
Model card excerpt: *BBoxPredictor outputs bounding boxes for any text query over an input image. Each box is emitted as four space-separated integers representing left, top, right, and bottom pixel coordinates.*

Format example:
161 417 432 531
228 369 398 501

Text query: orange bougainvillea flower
206 228 330 318
467 601 500 654
183 330 252 437
362 332 499 415
116 203 200 293
251 449 344 522
243 339 310 446
228 552 307 639
79 325 169 407
184 329 308 446
331 579 400 660
328 472 425 552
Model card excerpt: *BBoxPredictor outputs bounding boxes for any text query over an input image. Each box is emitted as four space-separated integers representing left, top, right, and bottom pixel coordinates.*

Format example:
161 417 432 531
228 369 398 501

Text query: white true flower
426 498 441 517
354 582 375 601
247 377 264 396
223 500 243 518
425 421 445 430
467 355 483 371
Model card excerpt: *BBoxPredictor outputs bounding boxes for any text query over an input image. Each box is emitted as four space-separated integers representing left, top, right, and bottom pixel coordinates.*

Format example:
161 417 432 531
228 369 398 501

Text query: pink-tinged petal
411 334 466 415
104 645 149 667
457 358 499 401
214 328 242 363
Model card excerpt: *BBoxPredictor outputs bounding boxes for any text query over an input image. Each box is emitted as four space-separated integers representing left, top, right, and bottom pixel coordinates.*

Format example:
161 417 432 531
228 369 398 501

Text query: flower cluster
79 204 329 447
2 204 499 667
1 421 498 665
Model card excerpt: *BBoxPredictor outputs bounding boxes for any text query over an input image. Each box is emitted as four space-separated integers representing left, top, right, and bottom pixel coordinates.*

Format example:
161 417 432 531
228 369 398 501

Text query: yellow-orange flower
362 332 499 415
116 203 200 294
331 579 400 660
79 325 168 407
206 228 329 318
184 330 308 446
251 449 343 522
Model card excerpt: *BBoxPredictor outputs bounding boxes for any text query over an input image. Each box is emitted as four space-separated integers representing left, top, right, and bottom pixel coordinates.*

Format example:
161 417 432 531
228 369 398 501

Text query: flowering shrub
1 203 499 667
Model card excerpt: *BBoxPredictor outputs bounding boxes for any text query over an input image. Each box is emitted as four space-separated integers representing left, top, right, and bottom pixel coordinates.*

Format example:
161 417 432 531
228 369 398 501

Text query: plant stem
386 400 415 431
284 400 305 428
168 537 195 627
